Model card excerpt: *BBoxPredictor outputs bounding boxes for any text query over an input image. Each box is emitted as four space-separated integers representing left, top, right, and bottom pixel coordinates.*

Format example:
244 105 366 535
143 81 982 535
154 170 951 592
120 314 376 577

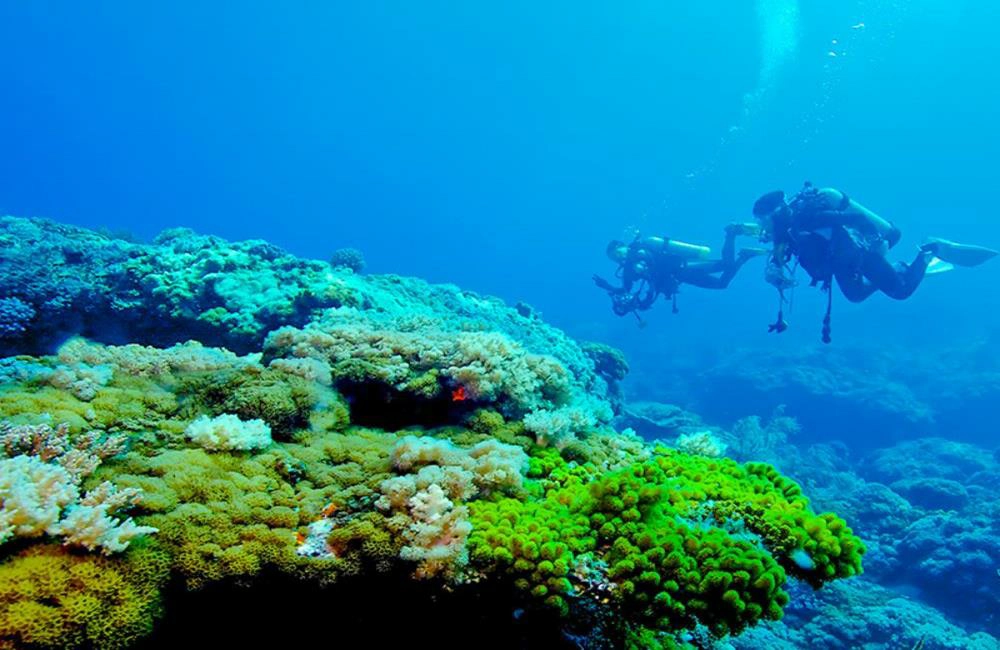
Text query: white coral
0 455 79 542
523 404 604 448
389 435 527 494
398 484 472 579
0 455 156 554
185 413 272 451
378 436 527 579
262 318 587 419
52 502 157 555
676 430 727 458
47 363 113 401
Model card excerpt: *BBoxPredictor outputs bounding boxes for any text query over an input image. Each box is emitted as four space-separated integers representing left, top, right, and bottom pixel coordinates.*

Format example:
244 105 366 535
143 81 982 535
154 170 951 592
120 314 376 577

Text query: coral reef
0 219 867 649
184 414 273 451
674 430 727 458
734 429 1000 638
329 247 366 273
0 217 618 406
0 422 156 554
261 307 614 447
614 402 707 441
689 346 933 449
734 578 999 650
644 340 1000 450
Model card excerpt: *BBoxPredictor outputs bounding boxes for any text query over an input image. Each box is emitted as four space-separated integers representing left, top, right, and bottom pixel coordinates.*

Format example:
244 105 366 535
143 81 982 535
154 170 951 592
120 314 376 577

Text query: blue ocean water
1 1 999 647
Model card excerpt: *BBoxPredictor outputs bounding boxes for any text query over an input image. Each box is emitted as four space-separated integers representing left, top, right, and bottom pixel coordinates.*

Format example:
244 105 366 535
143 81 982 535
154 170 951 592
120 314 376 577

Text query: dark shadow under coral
338 380 476 431
135 570 592 650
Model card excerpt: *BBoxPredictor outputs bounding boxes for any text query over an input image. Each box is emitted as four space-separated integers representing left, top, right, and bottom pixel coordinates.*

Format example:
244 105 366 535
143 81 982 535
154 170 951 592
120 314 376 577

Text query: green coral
469 447 864 640
0 380 180 436
178 366 348 438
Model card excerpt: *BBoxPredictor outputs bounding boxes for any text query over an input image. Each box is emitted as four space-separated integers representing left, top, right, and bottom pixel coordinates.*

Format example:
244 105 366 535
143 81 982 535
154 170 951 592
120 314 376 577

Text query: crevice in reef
338 380 475 430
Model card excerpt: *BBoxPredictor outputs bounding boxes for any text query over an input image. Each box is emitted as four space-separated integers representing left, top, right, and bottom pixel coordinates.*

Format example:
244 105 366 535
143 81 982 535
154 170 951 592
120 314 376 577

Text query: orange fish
452 386 467 402
321 503 338 517
295 531 306 545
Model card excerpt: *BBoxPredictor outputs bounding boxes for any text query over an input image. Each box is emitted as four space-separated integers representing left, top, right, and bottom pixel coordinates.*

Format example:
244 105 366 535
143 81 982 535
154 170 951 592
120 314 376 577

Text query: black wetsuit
597 228 752 315
784 186 932 302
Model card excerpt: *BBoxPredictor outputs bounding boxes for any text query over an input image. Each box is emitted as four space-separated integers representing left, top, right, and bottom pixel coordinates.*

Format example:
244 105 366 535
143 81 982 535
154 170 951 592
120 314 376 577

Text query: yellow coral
0 543 168 649
96 428 395 590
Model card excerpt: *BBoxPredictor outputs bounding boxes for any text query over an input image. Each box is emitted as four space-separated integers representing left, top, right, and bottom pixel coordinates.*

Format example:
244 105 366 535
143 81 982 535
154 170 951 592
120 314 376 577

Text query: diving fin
925 257 954 276
924 237 999 267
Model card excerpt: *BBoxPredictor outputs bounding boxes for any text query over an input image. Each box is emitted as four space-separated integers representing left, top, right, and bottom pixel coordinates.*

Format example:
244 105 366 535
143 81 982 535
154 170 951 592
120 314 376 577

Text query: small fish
452 386 468 402
851 22 865 30
321 503 338 517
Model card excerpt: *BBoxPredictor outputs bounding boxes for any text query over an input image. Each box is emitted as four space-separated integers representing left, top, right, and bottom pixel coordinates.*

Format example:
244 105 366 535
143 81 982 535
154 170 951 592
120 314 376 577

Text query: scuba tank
838 192 898 242
795 183 900 246
662 238 711 260
628 235 711 261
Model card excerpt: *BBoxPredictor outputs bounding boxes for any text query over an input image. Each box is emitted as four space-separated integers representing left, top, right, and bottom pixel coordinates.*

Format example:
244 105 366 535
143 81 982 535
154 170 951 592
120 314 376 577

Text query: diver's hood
606 240 628 263
753 190 786 217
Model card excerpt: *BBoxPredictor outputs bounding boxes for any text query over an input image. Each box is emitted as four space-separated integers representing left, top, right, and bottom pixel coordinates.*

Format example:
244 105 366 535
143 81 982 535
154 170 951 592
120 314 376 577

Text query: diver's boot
922 237 999 267
912 244 951 276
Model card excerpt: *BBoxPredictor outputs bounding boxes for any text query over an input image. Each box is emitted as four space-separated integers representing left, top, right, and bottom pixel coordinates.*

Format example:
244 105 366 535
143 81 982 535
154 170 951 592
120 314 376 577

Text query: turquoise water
1 2 998 648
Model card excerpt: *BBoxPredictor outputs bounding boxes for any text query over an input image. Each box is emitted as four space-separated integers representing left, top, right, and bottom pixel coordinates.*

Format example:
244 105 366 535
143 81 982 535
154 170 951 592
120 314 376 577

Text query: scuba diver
593 224 765 320
753 181 998 342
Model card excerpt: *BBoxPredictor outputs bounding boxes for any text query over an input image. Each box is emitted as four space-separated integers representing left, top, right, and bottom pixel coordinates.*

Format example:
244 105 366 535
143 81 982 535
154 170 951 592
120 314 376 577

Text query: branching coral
376 436 528 578
726 406 800 463
55 338 254 378
0 422 156 554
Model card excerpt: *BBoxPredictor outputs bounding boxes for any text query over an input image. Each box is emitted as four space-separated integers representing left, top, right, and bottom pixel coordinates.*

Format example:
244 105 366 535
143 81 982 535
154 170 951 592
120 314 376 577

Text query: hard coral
263 310 612 445
329 247 366 273
468 448 864 641
0 298 35 339
0 543 169 649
